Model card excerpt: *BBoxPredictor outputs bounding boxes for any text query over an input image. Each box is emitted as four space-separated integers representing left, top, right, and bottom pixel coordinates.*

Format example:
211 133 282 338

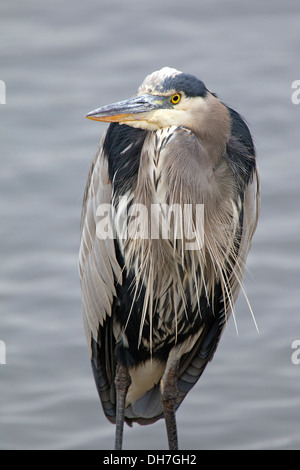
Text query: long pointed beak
86 94 164 122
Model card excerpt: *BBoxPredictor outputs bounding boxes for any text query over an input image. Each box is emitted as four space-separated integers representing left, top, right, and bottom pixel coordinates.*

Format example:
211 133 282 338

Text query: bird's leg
114 363 131 450
160 359 179 450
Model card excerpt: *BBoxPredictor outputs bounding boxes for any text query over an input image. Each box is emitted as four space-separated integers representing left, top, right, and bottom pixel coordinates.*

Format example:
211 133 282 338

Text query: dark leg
114 363 131 450
160 362 179 450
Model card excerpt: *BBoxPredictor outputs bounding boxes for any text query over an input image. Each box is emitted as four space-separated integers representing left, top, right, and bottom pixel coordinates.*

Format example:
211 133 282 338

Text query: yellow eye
170 93 181 105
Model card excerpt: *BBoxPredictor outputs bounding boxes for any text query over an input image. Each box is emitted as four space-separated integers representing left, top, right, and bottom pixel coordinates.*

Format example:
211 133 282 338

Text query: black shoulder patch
161 73 207 98
103 123 147 195
225 107 256 187
228 107 255 156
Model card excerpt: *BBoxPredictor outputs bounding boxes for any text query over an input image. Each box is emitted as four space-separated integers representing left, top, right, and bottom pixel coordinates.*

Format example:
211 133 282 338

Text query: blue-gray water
1 0 300 450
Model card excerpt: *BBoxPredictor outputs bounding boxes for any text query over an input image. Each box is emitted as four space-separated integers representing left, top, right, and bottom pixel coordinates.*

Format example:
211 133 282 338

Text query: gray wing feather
134 169 261 422
79 145 122 351
175 169 260 406
128 170 260 422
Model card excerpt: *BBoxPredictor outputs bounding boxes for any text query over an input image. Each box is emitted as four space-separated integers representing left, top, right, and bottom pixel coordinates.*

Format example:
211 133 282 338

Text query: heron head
86 67 218 133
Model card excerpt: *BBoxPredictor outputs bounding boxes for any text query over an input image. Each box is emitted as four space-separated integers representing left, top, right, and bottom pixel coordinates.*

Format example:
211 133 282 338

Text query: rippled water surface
1 0 300 450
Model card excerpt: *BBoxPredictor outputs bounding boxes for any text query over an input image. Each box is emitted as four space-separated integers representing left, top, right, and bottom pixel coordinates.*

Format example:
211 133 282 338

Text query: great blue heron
79 67 260 450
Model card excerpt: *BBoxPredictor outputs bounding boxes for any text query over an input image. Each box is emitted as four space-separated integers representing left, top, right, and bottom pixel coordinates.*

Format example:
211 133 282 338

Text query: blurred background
0 0 300 450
